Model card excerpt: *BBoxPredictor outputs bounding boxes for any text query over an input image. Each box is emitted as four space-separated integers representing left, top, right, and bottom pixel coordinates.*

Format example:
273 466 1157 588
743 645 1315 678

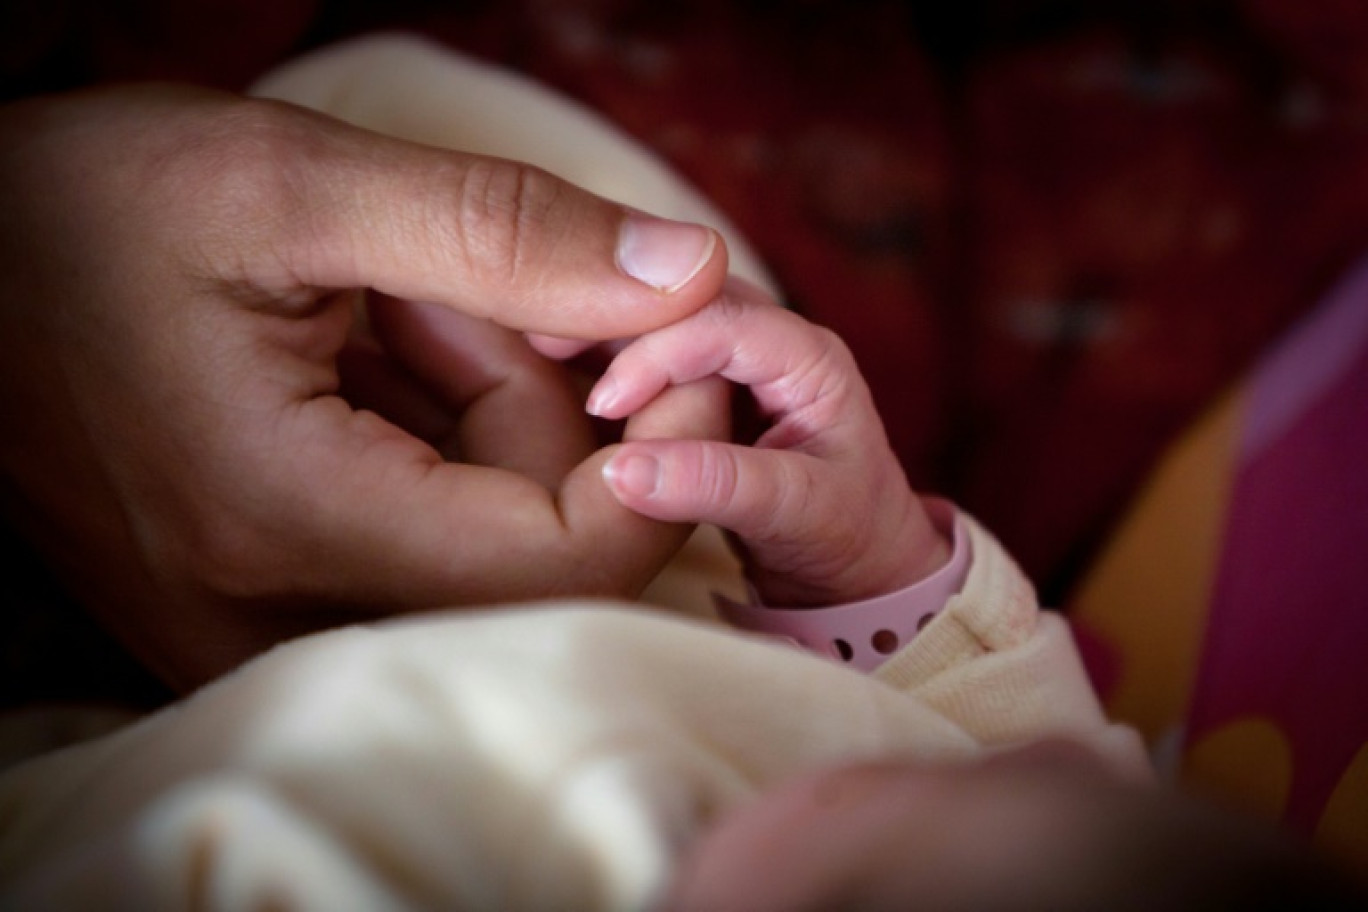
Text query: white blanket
0 514 1145 910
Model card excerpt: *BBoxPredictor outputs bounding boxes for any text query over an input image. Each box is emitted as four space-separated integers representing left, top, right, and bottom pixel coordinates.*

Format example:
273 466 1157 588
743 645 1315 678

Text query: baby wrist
715 498 969 672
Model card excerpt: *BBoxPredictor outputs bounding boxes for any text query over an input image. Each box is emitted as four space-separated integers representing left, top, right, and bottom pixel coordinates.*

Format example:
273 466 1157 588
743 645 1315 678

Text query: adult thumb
239 100 729 339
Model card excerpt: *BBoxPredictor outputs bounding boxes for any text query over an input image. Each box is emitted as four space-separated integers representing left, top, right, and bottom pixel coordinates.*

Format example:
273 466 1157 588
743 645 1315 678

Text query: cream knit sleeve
876 514 1151 777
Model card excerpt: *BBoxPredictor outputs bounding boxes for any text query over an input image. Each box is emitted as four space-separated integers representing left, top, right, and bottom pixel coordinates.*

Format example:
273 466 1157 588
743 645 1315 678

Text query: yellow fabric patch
1183 716 1292 820
1317 744 1368 878
1071 390 1243 744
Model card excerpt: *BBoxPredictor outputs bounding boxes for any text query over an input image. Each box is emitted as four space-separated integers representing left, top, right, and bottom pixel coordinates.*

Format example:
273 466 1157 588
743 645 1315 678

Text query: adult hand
0 84 729 690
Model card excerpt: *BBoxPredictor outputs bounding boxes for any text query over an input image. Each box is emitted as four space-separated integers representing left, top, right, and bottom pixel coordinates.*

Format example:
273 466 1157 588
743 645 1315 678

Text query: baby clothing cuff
714 498 970 672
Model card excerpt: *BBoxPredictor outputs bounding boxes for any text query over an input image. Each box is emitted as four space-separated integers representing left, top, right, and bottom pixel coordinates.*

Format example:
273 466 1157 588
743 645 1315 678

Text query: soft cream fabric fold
0 522 1146 911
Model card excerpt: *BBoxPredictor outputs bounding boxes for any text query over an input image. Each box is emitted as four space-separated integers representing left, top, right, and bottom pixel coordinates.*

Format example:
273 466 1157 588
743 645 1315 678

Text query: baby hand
590 279 949 607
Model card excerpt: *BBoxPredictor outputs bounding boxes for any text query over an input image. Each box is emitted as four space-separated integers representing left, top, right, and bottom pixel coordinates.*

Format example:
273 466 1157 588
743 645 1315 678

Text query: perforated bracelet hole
871 629 899 654
834 639 853 662
917 612 938 632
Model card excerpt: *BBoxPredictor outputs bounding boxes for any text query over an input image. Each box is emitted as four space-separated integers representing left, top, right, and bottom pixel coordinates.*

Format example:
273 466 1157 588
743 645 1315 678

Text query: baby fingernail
617 213 716 293
586 376 618 416
604 452 659 499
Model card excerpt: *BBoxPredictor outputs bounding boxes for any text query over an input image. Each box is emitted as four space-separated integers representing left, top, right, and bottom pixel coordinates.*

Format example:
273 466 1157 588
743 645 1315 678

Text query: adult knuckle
447 157 564 288
156 99 325 277
190 101 312 211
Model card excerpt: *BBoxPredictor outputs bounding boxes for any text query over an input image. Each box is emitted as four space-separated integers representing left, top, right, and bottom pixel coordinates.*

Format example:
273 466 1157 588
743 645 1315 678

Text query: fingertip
602 449 661 502
585 374 621 418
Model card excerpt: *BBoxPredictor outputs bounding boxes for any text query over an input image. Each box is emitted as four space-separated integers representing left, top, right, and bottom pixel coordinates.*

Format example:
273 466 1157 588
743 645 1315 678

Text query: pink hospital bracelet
714 498 970 672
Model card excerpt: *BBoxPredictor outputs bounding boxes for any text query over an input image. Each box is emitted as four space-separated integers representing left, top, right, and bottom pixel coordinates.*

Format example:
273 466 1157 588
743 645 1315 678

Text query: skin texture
0 84 731 691
590 278 949 607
